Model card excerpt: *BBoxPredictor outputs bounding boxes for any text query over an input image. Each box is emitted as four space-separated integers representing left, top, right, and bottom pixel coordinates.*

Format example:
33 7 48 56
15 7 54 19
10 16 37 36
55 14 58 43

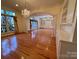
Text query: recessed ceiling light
16 4 19 7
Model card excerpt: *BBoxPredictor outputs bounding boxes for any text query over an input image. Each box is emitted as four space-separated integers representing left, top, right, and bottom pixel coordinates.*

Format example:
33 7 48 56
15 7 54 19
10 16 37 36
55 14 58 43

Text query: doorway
30 20 38 30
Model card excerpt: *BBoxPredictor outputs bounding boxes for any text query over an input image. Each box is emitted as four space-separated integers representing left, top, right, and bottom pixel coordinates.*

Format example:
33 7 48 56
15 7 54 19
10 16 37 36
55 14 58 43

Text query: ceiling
1 0 64 12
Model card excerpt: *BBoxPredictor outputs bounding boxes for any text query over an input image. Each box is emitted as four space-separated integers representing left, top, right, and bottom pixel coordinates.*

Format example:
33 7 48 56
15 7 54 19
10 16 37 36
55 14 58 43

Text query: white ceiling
1 0 64 11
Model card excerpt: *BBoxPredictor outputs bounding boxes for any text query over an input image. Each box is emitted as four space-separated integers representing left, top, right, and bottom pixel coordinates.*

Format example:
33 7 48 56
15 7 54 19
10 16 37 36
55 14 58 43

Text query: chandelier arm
21 0 30 17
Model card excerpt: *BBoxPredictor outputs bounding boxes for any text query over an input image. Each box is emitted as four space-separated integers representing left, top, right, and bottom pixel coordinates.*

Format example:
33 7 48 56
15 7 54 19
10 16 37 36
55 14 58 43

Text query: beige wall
16 13 27 33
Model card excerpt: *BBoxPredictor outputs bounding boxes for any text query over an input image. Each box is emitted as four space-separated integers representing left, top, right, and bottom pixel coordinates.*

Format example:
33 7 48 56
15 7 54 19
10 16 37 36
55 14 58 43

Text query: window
7 16 15 31
1 9 4 14
6 11 15 16
1 16 7 33
1 9 15 34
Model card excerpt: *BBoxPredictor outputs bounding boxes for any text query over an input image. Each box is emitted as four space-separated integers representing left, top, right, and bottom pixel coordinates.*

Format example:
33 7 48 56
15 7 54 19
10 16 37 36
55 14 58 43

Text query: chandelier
21 0 30 17
22 9 30 17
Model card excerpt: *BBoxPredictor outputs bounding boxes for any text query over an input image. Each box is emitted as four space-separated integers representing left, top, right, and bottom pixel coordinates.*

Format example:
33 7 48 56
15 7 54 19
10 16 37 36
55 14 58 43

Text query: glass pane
1 9 4 14
6 11 10 15
12 12 15 16
1 16 7 33
6 10 15 16
7 16 15 31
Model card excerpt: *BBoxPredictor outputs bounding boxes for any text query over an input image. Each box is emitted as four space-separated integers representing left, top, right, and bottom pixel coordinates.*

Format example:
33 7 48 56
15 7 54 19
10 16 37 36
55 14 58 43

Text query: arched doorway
29 14 55 31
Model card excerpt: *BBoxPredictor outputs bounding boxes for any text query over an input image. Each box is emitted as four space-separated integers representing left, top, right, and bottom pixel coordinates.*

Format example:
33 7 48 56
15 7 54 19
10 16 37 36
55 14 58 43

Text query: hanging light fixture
21 0 30 17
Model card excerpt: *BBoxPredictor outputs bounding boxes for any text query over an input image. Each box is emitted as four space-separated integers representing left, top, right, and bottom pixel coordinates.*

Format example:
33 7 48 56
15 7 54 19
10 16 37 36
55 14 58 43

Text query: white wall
60 0 76 42
56 0 76 59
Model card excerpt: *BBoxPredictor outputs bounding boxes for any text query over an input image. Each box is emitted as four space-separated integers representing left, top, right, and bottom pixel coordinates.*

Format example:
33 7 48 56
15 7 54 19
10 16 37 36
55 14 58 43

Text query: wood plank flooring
1 29 57 59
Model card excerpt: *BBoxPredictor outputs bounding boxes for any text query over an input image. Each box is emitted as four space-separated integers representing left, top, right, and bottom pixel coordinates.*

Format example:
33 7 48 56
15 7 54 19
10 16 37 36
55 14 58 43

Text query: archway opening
29 15 55 30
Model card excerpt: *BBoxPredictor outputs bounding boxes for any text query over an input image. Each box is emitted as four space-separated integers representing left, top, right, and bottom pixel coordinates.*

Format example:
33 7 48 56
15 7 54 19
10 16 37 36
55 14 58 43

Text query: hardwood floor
1 29 57 59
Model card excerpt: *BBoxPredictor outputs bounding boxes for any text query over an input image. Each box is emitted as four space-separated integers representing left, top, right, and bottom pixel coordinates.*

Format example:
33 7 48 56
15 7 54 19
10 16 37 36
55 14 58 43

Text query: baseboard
1 33 15 38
